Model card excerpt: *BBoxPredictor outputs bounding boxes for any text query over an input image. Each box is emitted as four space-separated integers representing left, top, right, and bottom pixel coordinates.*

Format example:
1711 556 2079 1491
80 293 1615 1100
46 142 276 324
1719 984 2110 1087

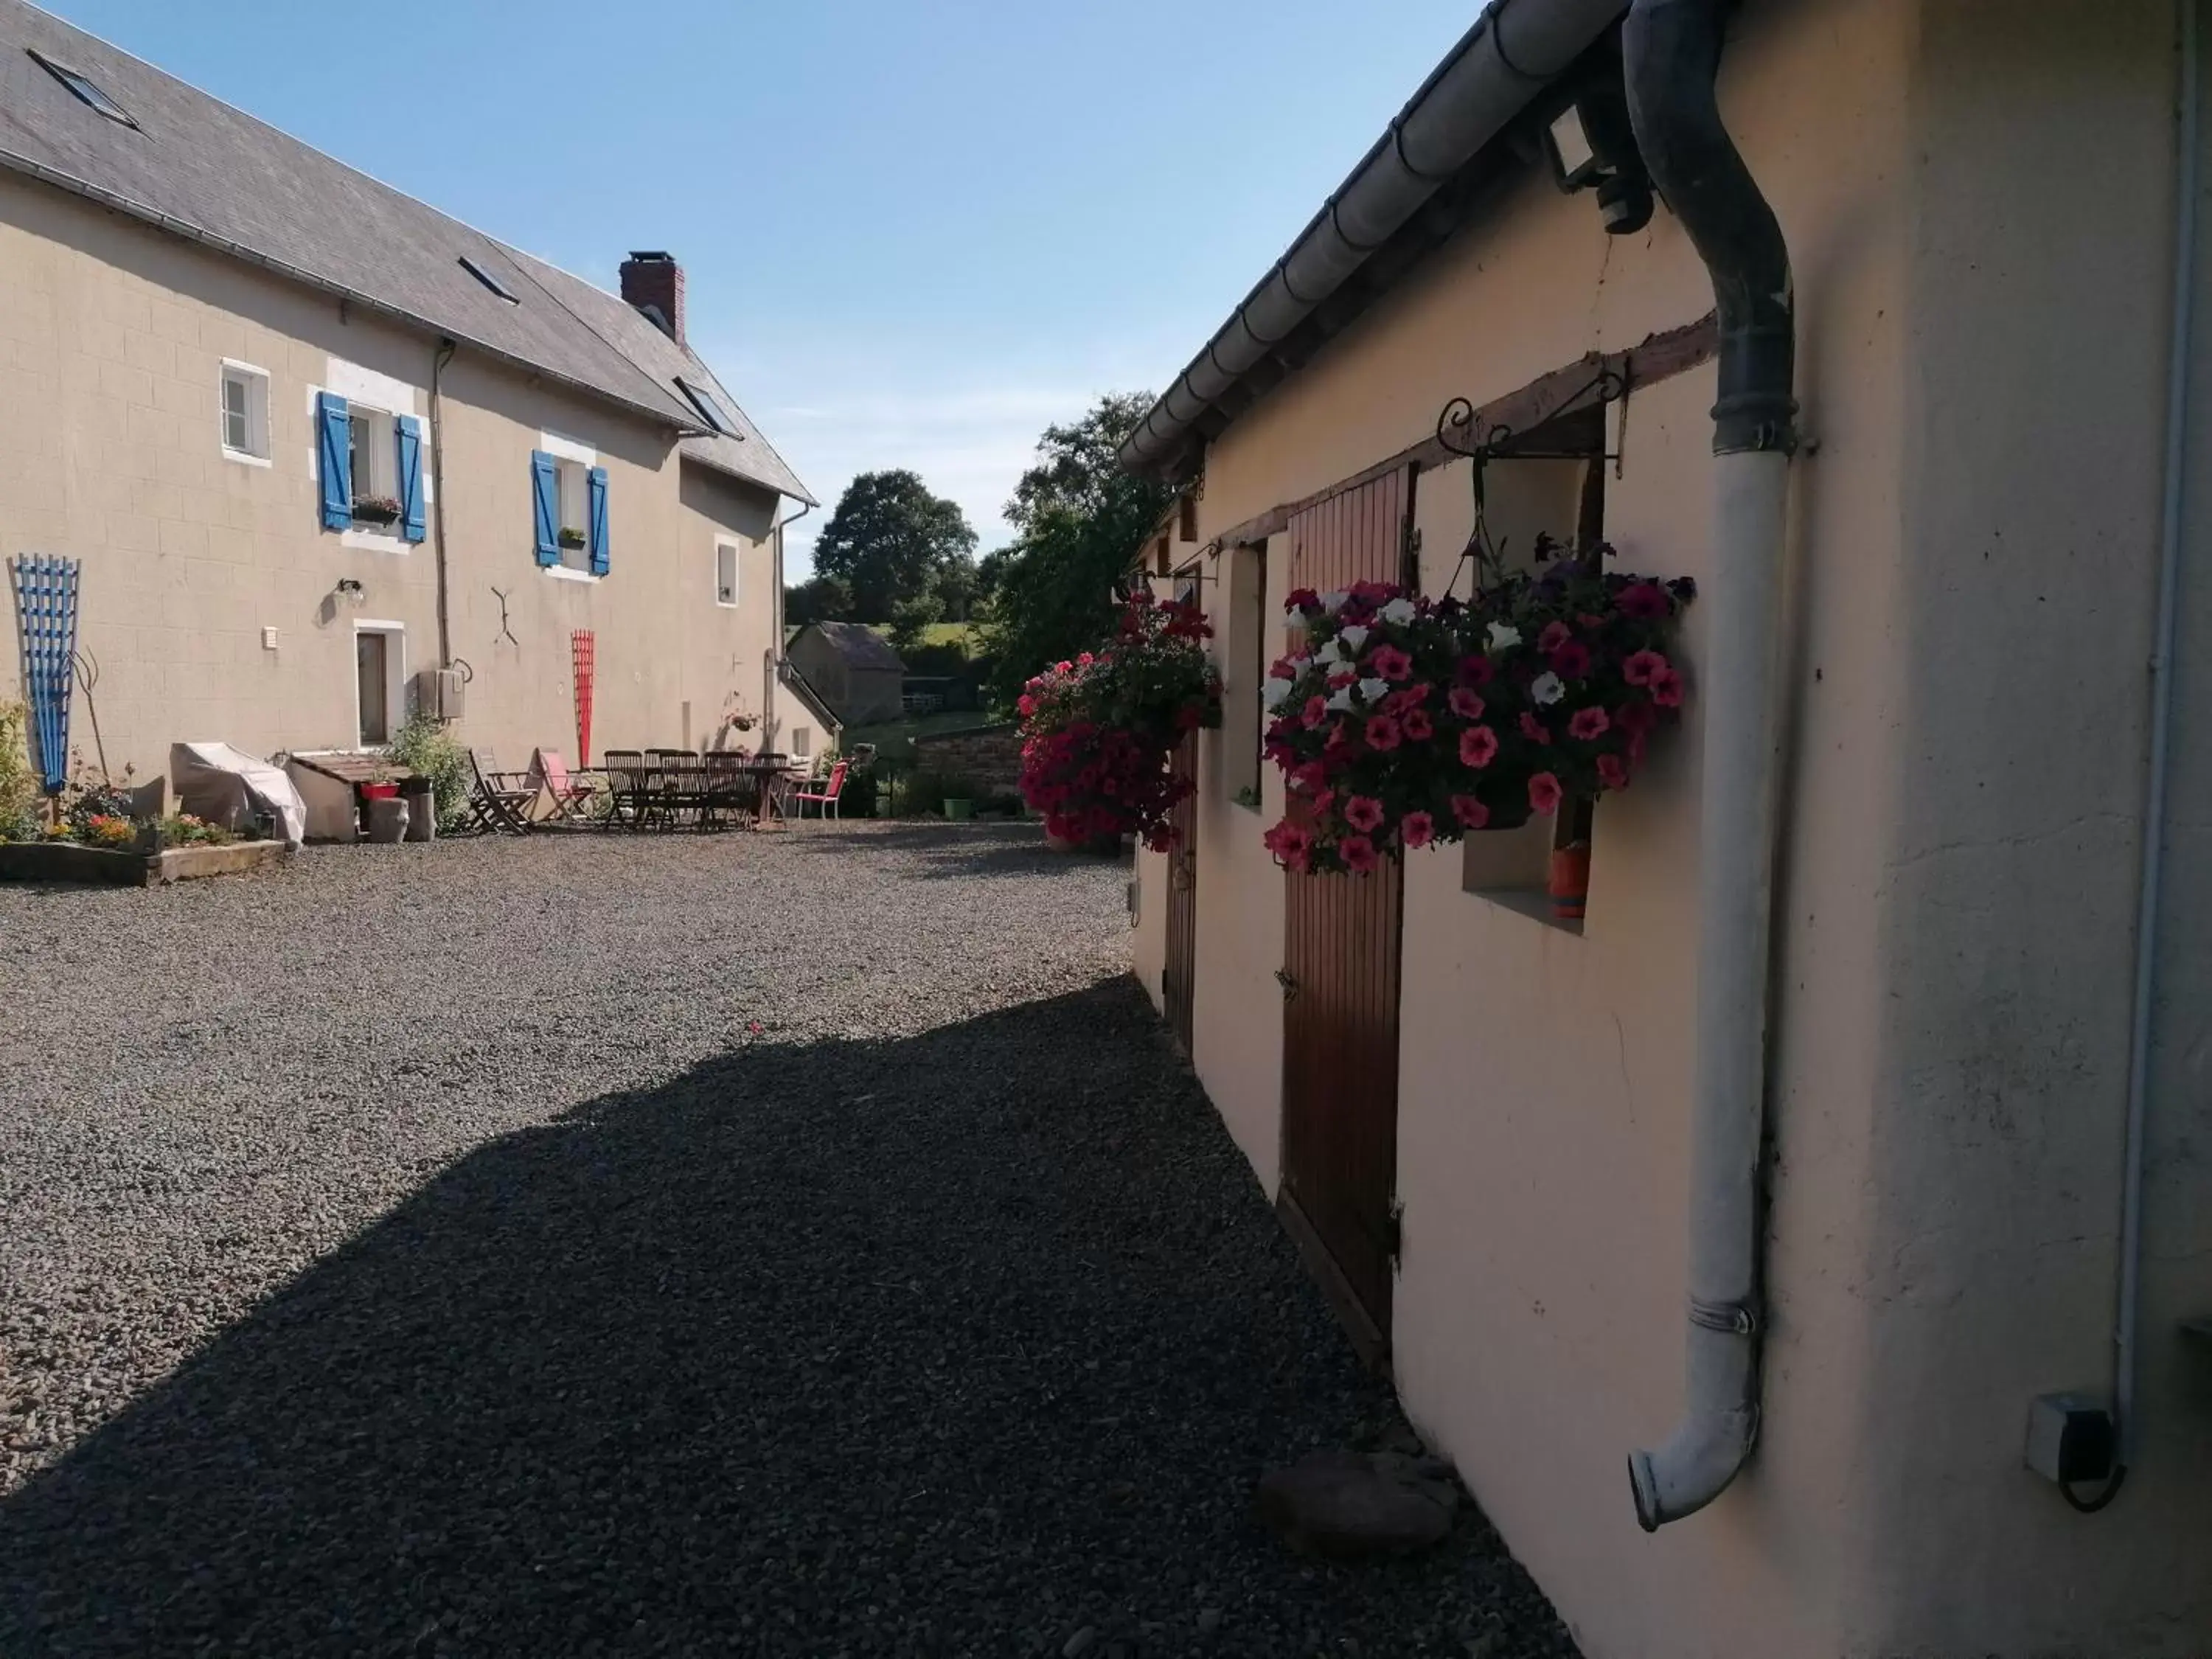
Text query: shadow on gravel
793 820 1133 883
0 978 1573 1659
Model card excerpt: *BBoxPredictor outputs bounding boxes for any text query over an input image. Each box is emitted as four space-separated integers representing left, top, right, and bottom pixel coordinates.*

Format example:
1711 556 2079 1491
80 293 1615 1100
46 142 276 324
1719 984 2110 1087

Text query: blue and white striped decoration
10 554 81 793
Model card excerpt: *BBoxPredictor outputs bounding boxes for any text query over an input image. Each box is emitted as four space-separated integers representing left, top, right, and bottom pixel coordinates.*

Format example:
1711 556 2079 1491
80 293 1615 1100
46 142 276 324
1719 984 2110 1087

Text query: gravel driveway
0 824 1575 1658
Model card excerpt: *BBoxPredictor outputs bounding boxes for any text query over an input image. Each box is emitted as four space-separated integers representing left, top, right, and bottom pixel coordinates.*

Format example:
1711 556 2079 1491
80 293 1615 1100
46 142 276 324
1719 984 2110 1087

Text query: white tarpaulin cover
170 742 307 848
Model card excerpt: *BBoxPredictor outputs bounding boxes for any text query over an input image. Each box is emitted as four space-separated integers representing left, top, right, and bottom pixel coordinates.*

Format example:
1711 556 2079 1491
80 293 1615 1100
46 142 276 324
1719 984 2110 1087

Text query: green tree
982 392 1175 708
811 470 978 623
887 590 946 651
785 573 853 627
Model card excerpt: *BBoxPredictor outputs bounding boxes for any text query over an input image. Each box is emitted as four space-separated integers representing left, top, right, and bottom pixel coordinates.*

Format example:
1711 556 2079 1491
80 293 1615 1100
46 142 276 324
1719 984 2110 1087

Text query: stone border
0 839 291 888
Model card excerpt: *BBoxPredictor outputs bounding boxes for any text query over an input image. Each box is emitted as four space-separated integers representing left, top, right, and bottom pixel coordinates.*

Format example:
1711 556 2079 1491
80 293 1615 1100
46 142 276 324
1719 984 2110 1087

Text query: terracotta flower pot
1549 843 1591 922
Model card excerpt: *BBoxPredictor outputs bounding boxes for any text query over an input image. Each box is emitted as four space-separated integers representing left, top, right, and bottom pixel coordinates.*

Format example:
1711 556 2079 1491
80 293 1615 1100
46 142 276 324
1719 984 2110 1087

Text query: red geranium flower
1528 772 1564 815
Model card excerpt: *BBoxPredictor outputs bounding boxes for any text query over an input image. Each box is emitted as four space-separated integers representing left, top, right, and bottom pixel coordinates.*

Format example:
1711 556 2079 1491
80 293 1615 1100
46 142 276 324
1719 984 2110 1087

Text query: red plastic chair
794 761 850 821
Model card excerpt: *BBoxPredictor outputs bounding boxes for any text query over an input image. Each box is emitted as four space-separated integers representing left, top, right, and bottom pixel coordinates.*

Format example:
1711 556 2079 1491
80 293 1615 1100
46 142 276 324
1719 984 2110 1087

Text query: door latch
1275 967 1298 1001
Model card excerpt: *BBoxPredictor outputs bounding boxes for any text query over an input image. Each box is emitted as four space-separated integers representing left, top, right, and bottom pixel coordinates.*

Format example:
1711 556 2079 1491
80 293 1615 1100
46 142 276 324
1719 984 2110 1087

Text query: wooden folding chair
601 751 649 830
465 748 538 835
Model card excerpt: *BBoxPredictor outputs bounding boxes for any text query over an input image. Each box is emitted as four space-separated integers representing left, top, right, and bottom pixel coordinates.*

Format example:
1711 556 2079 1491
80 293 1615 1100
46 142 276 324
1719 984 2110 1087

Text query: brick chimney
619 251 684 346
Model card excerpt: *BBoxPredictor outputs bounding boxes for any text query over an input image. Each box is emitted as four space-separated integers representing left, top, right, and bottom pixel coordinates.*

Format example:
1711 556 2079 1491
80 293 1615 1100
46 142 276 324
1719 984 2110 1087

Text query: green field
865 621 981 652
843 708 1002 763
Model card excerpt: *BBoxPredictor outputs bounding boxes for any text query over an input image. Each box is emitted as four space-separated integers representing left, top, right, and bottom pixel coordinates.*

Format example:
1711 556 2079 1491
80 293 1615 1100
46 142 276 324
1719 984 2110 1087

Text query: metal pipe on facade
430 337 457 669
1620 0 1799 1531
1118 0 1632 479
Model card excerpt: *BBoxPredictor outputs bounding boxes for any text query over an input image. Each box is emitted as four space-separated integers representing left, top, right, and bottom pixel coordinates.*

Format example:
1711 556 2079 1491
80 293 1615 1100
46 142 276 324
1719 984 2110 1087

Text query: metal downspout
430 338 457 669
1620 0 1799 1531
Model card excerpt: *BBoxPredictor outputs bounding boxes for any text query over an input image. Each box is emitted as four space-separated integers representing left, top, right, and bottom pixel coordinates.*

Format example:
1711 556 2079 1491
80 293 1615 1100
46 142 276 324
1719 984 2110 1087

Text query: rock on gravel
0 824 1579 1657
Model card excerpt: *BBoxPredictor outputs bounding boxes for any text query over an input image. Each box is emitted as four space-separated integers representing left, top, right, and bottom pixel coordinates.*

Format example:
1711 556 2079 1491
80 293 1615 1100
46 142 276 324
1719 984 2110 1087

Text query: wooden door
355 631 389 746
1163 732 1199 1051
1278 467 1414 1366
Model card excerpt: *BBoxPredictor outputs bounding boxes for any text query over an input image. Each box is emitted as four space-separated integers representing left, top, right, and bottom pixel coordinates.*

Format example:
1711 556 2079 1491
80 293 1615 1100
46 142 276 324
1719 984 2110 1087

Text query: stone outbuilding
782 622 907 726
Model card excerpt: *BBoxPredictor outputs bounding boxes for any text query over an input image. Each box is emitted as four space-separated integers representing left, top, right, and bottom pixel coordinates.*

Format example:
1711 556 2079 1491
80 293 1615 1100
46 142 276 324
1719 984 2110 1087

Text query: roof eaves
0 145 706 435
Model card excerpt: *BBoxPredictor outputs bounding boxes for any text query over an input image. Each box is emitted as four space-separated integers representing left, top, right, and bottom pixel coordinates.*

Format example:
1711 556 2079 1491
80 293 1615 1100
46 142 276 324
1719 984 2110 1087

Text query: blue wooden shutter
530 450 559 566
395 415 426 543
587 466 611 577
316 392 350 529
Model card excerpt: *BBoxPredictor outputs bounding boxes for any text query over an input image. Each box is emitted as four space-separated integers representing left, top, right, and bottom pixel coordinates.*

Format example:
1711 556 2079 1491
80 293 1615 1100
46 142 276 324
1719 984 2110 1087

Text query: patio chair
794 760 851 821
465 748 538 835
601 750 650 830
529 748 602 825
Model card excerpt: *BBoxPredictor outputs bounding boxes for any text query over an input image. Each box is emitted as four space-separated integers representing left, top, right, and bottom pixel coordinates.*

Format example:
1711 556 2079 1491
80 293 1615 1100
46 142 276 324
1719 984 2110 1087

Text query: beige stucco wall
1144 1 2212 1654
0 170 791 790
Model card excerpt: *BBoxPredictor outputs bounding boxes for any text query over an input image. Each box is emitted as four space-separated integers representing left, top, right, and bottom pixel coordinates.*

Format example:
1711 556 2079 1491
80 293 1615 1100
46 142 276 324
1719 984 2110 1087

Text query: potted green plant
558 526 588 552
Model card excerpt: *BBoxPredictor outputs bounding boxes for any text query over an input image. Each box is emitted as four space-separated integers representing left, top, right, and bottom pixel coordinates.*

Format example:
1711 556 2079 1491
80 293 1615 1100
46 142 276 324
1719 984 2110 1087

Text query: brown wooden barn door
1162 731 1199 1052
1277 467 1414 1367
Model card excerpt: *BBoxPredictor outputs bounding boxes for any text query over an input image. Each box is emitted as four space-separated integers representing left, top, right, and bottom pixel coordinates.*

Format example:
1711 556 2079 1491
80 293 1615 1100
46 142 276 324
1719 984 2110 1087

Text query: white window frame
220 359 271 466
554 456 591 572
347 405 398 515
790 726 811 759
352 620 406 751
715 539 740 608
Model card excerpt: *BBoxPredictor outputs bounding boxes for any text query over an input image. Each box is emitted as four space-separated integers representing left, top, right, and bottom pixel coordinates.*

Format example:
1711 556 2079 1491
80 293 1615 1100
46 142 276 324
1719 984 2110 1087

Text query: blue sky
49 0 1481 573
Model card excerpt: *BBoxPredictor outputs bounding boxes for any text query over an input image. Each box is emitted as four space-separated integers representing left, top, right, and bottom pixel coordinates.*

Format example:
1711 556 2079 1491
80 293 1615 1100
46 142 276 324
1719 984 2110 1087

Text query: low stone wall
909 724 1022 796
0 839 290 888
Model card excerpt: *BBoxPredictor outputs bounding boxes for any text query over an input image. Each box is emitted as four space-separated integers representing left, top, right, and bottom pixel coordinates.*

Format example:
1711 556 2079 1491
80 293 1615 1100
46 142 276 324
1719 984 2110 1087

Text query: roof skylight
675 376 738 437
459 254 519 303
28 49 136 128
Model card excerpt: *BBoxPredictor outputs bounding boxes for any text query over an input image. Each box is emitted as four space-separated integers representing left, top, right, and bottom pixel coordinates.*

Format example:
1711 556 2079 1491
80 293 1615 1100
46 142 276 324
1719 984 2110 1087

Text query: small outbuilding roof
795 622 908 675
0 0 813 504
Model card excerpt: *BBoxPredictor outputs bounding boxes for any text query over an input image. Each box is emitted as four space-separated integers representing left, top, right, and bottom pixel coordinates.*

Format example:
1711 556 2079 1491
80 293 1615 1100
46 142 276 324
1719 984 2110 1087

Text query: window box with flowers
1017 591 1222 852
1258 540 1694 877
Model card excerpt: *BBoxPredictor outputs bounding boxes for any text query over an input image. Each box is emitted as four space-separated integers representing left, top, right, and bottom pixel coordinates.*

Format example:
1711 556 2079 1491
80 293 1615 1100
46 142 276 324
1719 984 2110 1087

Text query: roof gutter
1118 0 1628 482
0 148 709 438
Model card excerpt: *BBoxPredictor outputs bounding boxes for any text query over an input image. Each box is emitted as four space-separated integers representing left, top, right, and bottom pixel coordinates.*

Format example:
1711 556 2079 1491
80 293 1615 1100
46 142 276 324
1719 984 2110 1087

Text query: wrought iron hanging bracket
1434 362 1630 465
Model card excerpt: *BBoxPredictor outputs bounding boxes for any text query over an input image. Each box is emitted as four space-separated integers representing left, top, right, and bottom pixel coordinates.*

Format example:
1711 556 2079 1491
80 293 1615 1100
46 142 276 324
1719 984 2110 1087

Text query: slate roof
0 0 813 504
799 622 908 674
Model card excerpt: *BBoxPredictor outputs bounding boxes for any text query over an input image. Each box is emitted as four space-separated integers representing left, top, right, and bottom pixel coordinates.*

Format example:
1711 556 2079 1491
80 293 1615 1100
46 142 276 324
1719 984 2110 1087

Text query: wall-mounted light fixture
1542 63 1655 237
334 578 366 608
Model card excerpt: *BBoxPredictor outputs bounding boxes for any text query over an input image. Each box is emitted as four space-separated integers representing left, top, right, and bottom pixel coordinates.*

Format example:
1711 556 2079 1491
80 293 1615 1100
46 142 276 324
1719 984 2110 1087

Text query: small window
29 49 136 128
715 541 739 607
675 376 737 437
791 726 811 759
347 406 397 520
219 361 270 462
459 254 518 302
554 457 591 571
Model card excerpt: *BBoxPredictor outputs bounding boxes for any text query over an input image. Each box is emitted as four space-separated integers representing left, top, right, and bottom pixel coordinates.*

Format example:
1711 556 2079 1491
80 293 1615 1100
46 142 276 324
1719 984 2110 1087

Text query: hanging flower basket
558 526 588 550
1259 543 1694 875
1017 592 1222 852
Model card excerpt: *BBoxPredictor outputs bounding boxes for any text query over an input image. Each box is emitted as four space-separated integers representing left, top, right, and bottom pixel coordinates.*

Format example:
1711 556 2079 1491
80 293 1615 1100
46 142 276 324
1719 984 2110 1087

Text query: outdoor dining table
599 755 803 831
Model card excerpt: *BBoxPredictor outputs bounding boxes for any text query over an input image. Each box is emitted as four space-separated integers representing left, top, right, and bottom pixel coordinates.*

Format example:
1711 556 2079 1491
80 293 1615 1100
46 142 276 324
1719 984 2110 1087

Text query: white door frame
352 619 406 748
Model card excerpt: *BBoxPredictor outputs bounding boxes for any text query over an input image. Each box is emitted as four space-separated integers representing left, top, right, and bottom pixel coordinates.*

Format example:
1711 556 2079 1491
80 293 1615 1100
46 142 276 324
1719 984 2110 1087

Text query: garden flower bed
0 836 289 887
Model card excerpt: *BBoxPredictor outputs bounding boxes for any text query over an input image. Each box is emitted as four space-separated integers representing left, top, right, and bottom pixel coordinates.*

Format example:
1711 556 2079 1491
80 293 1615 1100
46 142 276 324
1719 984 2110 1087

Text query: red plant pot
361 782 400 801
1549 843 1591 922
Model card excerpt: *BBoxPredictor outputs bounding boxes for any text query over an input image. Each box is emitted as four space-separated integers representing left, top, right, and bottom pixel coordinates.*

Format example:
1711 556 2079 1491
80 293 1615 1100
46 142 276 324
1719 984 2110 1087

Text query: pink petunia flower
1340 835 1380 874
1302 696 1329 730
1448 686 1486 720
1548 640 1593 680
1368 644 1414 683
1459 725 1500 769
1456 655 1495 688
1291 761 1329 793
1310 788 1336 819
1528 772 1564 815
1623 650 1669 688
1596 752 1630 791
1616 581 1670 620
1400 810 1436 849
1568 706 1611 741
1538 620 1573 655
1344 795 1385 833
1450 794 1490 830
1649 667 1685 708
1366 714 1403 752
1520 712 1551 745
1401 709 1434 742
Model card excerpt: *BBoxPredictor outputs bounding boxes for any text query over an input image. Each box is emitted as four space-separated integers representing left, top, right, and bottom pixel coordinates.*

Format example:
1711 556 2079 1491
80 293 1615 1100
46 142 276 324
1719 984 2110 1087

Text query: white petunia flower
1378 598 1418 626
1486 622 1523 652
1321 590 1351 613
1531 672 1565 706
1262 677 1293 709
1338 624 1371 653
1326 686 1357 713
1315 639 1345 667
1357 677 1390 704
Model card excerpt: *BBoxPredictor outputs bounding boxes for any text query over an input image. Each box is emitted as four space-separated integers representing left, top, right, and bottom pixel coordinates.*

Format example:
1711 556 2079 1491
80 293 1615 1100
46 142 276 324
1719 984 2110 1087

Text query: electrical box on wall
413 667 465 721
2024 1393 2116 1486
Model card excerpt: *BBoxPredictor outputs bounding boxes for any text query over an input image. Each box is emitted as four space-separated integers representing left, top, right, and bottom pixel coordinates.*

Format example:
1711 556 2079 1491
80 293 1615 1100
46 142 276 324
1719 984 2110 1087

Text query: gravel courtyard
0 824 1575 1658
